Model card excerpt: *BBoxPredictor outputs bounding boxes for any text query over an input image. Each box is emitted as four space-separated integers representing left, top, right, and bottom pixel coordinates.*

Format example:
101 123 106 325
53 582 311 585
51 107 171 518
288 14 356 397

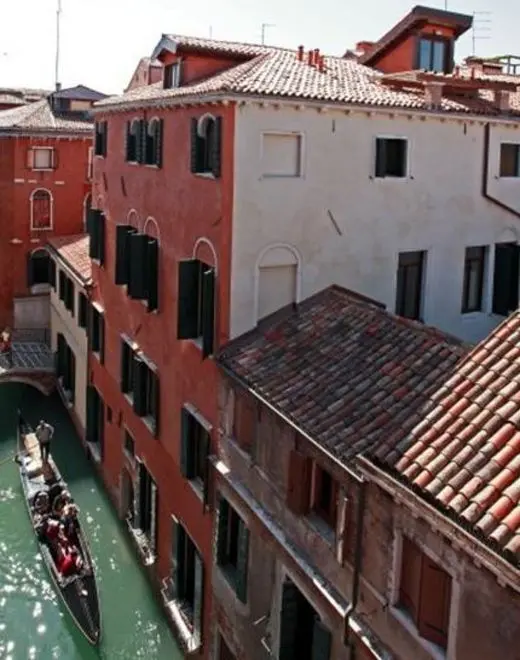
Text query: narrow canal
0 383 182 660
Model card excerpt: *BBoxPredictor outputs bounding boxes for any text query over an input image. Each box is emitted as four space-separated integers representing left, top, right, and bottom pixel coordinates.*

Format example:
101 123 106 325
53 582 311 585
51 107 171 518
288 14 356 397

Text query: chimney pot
494 90 510 112
307 50 314 66
314 48 320 62
297 45 304 61
424 82 444 110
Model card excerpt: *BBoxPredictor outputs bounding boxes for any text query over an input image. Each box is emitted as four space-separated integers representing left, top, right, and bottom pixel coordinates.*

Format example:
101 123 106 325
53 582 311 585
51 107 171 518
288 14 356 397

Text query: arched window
145 118 162 166
256 245 300 321
192 114 221 176
27 248 51 287
83 193 92 231
30 189 53 230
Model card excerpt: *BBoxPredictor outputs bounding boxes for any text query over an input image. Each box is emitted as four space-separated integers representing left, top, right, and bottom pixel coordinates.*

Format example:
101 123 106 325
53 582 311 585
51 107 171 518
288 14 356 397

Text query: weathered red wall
0 134 92 326
161 50 246 85
91 100 235 658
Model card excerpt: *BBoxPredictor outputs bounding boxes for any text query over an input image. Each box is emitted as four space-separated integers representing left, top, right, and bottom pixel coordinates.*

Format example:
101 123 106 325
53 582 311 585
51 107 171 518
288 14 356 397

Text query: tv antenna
471 11 492 56
261 23 275 45
55 0 62 90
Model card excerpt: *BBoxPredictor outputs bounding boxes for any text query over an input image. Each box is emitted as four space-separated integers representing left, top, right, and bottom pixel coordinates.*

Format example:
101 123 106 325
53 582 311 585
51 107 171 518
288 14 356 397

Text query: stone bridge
0 329 55 395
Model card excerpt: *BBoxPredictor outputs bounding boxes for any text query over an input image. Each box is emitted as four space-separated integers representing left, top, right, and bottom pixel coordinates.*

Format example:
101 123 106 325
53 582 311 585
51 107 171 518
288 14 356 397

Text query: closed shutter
149 370 160 437
133 357 148 416
335 495 351 565
286 450 311 515
98 397 105 458
146 238 159 312
190 117 199 172
235 520 249 603
211 116 222 178
493 243 517 315
26 253 35 287
311 618 332 660
201 430 211 511
87 210 99 258
278 581 300 660
79 294 88 328
180 407 193 479
170 515 180 598
155 119 163 168
193 552 204 646
115 225 130 285
374 138 386 178
134 119 144 164
66 278 75 314
201 267 215 358
399 536 422 623
56 333 65 377
150 480 158 554
99 314 105 364
128 234 148 300
418 559 452 648
120 339 130 391
133 458 142 529
86 385 97 443
48 259 56 288
215 497 229 565
177 260 200 339
141 120 148 164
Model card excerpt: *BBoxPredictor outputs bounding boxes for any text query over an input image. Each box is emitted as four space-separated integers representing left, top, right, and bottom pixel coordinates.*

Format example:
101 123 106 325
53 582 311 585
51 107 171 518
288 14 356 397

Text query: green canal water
0 384 182 660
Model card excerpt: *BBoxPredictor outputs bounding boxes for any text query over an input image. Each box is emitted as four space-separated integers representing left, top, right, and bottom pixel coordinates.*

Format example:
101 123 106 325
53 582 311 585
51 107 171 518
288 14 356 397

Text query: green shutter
193 552 204 645
190 118 199 173
201 267 215 358
115 225 130 285
79 294 88 328
211 116 222 178
99 313 105 364
375 138 386 178
133 357 148 416
278 581 301 660
177 260 200 339
87 209 99 258
27 253 35 287
311 618 332 660
128 234 148 300
140 120 148 164
120 339 129 392
235 520 249 603
146 238 159 312
155 119 163 168
149 370 160 437
170 516 180 598
125 121 131 161
180 407 193 479
216 497 229 565
86 385 97 443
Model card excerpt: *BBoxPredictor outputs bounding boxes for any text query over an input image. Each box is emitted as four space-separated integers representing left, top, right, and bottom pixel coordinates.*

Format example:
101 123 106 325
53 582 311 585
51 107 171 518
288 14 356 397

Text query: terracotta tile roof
0 98 93 132
217 284 466 465
96 42 520 119
47 234 91 282
0 93 26 106
160 33 274 58
371 313 520 566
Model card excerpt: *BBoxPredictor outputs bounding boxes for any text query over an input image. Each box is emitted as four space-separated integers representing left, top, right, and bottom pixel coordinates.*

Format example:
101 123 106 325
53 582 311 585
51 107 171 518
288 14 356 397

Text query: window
398 536 452 649
180 406 210 489
395 251 425 320
216 498 249 603
311 464 338 528
177 259 215 358
86 385 105 460
94 121 108 156
145 119 163 167
88 304 105 363
190 115 222 177
418 37 449 73
63 276 75 315
27 249 51 287
462 246 486 313
87 146 94 179
120 340 160 436
170 518 204 641
30 189 53 230
124 430 135 460
78 293 88 329
56 334 76 403
49 258 57 290
87 209 105 264
117 227 159 312
28 147 55 171
492 242 520 316
261 133 302 177
499 143 520 177
125 119 140 163
134 459 158 557
164 62 181 89
375 138 407 178
83 193 92 232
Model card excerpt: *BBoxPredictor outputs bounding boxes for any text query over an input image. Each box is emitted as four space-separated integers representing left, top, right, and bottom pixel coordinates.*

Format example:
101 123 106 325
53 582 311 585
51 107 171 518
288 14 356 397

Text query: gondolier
36 419 54 464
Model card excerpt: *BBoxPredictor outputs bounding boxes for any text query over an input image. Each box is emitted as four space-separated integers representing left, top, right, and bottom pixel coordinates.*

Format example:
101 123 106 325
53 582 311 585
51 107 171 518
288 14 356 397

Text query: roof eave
46 241 91 285
150 34 178 62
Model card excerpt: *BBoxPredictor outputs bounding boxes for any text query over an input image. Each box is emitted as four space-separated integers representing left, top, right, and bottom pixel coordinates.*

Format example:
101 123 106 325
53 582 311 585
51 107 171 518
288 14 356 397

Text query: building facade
0 84 106 329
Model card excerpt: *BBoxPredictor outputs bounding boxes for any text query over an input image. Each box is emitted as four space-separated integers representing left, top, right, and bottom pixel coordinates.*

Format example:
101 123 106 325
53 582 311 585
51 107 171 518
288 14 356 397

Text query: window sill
87 441 101 464
390 607 447 660
160 579 201 653
193 172 215 179
30 226 53 232
32 168 55 172
142 415 158 437
306 512 335 548
92 351 102 362
126 521 156 566
188 337 204 352
123 392 134 407
371 176 409 181
123 448 135 466
261 173 302 179
144 164 160 169
189 479 204 502
217 564 248 609
460 310 485 319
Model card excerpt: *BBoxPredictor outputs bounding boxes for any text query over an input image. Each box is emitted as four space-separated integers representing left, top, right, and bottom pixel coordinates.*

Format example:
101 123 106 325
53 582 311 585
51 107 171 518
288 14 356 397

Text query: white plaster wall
231 103 520 343
50 264 88 431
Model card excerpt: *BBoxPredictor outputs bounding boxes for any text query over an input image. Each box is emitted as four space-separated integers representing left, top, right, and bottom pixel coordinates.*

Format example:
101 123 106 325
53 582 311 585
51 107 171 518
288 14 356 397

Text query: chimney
424 82 444 110
56 82 62 92
314 48 320 64
355 40 375 56
297 45 304 62
318 55 326 72
494 90 510 111
307 50 314 66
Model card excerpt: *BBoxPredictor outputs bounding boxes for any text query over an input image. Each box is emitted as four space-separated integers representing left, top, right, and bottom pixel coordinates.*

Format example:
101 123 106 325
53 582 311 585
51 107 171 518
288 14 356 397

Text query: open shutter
149 370 160 437
190 117 201 173
216 497 229 565
150 480 158 555
374 138 386 178
146 238 159 312
286 449 311 515
180 407 193 478
26 148 34 169
140 120 148 164
177 260 200 339
27 253 35 287
98 313 105 364
201 430 211 511
418 559 452 648
170 516 180 598
133 357 148 416
211 116 222 178
492 244 514 315
133 459 142 529
115 225 130 285
311 618 332 660
155 119 163 168
235 520 249 603
399 536 422 623
86 385 97 443
335 495 351 565
67 278 75 314
201 267 215 358
120 340 130 392
193 552 204 646
128 234 148 300
278 581 300 660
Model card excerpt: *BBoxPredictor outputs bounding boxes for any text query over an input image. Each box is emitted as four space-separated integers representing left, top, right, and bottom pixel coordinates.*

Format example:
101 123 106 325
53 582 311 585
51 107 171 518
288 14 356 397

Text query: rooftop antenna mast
55 0 62 91
261 23 275 45
471 10 492 56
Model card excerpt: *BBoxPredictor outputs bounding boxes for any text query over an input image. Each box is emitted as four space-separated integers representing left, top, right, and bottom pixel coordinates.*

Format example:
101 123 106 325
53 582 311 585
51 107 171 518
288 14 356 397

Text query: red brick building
0 84 106 329
125 57 163 92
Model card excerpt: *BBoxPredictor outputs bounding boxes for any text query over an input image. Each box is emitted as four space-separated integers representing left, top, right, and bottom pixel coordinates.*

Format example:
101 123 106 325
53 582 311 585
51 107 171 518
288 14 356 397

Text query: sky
0 0 515 95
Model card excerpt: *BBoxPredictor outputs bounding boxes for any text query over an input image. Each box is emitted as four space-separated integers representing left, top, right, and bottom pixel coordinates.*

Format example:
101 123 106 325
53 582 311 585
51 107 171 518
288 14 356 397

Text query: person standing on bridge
36 419 54 464
0 327 12 367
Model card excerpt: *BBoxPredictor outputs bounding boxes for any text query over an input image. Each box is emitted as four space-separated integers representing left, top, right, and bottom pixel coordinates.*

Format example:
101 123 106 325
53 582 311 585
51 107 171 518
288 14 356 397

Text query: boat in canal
15 415 101 646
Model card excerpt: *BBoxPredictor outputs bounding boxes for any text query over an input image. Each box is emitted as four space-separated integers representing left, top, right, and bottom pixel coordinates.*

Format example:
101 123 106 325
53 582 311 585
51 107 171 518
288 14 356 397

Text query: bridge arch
0 372 56 396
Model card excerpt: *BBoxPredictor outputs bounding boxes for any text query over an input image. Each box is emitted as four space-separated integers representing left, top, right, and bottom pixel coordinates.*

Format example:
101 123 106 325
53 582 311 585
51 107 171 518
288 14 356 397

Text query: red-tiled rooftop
47 234 91 282
372 313 520 567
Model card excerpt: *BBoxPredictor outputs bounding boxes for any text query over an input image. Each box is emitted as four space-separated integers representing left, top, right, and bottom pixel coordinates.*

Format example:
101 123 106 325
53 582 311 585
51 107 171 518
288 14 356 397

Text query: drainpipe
482 122 520 219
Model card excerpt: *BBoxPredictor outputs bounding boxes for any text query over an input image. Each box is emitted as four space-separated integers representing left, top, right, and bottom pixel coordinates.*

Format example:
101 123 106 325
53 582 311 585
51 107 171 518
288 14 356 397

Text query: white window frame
260 130 305 179
31 146 54 171
372 134 410 180
30 187 54 231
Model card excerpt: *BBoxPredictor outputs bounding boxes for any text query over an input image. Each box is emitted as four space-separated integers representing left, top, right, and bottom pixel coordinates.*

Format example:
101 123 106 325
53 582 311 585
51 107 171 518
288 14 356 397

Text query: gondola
15 414 101 646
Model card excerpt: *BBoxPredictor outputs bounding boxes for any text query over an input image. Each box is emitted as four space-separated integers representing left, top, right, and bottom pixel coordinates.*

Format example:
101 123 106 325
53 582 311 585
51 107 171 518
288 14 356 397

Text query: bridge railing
12 328 51 345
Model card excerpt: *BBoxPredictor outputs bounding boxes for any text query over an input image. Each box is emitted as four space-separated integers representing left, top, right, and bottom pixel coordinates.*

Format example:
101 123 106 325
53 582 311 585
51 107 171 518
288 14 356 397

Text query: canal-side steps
0 329 55 395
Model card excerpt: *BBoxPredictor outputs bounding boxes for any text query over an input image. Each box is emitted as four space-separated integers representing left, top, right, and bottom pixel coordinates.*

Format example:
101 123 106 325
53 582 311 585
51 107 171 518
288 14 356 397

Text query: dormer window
418 37 449 73
163 62 180 89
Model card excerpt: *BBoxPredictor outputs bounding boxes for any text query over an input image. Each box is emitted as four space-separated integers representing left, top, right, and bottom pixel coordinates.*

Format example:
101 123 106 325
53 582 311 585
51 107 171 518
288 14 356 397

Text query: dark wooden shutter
193 552 204 644
149 370 160 437
133 357 148 416
399 536 422 623
87 209 96 257
211 116 222 178
138 462 148 526
115 225 130 285
311 618 332 660
190 118 199 173
146 238 159 312
278 581 300 660
286 450 312 515
170 515 180 598
69 349 76 403
201 267 215 358
120 339 129 391
235 520 249 603
48 258 56 288
63 344 71 391
201 430 211 511
56 333 65 377
86 385 97 443
493 244 514 315
128 234 148 300
180 407 193 479
140 120 148 164
155 119 163 168
374 138 386 177
335 495 351 565
99 313 105 364
26 253 35 287
418 559 452 648
177 260 200 339
150 481 158 554
79 294 87 328
216 497 229 565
